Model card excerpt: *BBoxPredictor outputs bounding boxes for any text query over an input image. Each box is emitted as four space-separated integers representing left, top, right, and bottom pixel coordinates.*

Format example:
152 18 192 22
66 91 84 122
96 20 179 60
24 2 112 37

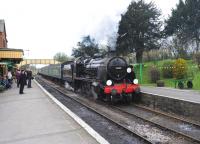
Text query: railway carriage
39 64 62 80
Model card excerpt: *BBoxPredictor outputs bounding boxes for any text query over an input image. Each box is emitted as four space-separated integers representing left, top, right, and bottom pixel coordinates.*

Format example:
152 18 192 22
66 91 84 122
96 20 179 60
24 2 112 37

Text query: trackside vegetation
133 59 200 90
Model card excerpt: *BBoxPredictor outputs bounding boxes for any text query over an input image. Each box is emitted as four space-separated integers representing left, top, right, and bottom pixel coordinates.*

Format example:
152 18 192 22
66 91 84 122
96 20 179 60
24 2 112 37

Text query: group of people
16 69 33 94
0 71 13 89
0 69 33 94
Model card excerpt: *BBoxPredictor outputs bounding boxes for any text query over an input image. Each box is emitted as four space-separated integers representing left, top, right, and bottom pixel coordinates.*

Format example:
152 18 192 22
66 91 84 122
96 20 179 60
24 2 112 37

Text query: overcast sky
0 0 179 59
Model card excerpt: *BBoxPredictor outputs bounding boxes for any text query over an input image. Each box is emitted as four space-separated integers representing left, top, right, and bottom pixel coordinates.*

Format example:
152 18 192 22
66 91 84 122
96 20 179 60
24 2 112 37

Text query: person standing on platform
16 69 21 88
19 70 27 94
27 70 32 88
7 70 12 85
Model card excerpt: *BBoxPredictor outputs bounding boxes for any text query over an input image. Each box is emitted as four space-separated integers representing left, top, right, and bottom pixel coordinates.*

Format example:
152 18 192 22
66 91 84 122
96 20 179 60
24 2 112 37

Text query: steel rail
37 77 200 143
133 104 200 127
112 105 200 144
37 77 152 144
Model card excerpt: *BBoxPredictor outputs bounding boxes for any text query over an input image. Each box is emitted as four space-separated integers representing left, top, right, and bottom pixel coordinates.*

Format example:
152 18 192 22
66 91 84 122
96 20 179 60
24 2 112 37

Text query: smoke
90 16 119 51
73 0 132 54
97 17 120 51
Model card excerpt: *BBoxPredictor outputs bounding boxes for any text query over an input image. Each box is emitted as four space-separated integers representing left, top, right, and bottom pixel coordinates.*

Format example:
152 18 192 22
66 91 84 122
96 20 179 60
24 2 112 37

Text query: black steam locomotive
39 55 140 103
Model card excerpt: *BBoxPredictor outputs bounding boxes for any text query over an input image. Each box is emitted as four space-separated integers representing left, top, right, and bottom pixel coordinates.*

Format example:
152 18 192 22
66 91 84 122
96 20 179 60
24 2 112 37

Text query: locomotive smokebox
107 57 128 81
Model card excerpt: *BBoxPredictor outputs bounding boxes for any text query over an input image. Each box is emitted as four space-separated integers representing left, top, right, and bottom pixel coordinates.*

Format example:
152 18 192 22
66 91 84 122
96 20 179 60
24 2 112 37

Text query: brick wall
0 32 7 48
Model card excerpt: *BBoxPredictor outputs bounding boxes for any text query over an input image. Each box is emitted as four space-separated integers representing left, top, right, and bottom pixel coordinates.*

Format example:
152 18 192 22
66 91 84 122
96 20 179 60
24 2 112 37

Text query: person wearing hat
126 65 136 83
19 70 27 94
26 70 33 88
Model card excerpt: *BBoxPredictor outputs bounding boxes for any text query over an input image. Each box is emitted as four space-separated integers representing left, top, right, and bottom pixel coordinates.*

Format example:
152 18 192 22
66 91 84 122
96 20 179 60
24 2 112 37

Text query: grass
193 71 200 90
133 59 200 90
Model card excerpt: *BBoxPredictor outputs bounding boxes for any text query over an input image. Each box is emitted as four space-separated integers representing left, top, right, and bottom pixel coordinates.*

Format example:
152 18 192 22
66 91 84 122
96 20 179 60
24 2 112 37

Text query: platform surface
141 86 200 103
0 81 99 144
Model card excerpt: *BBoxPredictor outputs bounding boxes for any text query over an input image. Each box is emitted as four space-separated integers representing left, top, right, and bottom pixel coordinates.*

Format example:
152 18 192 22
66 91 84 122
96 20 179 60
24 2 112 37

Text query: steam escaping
91 16 121 51
91 16 119 51
65 82 74 91
82 1 130 52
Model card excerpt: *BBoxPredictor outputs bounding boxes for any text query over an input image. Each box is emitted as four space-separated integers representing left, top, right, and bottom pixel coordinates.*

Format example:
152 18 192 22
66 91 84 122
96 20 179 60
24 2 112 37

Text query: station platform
0 81 103 144
140 86 200 122
141 86 200 103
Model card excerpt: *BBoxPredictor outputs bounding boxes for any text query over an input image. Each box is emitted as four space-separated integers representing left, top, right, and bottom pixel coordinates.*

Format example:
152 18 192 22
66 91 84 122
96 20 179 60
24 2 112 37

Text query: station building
0 19 23 77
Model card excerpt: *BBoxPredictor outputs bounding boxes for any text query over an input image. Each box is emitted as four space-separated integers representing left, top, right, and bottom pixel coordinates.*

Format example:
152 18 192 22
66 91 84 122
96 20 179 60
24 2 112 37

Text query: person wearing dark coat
126 65 136 83
16 69 21 88
26 70 32 88
19 70 27 94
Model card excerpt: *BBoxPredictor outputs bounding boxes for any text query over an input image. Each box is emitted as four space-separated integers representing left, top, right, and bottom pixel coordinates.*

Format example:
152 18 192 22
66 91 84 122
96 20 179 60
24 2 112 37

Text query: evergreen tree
116 0 162 63
165 0 200 52
72 35 99 58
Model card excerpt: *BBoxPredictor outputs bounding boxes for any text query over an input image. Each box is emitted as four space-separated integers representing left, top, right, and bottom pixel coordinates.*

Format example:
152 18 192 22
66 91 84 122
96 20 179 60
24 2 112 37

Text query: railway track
36 77 152 144
36 77 199 144
133 104 200 127
113 105 200 143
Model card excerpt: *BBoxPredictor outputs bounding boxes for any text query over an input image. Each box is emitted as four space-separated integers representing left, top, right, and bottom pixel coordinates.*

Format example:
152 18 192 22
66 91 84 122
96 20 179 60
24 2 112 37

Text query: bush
162 61 174 78
173 58 187 79
149 66 160 83
157 80 165 87
194 52 200 69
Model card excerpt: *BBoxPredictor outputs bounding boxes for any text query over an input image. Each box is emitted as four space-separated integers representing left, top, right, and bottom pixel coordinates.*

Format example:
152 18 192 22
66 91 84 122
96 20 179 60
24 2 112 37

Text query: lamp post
24 49 30 58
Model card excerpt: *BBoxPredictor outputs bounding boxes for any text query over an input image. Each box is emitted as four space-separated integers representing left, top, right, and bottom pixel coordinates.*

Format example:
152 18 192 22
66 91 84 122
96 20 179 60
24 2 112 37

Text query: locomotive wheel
187 80 193 89
126 94 132 104
132 92 141 103
97 89 104 101
106 94 115 104
86 83 92 96
80 81 91 95
110 95 115 105
91 86 98 100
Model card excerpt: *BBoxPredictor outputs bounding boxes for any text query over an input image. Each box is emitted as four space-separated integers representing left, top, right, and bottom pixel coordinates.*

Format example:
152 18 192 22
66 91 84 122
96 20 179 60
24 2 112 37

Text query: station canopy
0 48 24 64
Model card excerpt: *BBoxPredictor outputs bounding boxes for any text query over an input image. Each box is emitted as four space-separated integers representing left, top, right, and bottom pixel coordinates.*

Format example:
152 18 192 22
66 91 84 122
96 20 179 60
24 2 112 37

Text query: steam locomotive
39 55 140 103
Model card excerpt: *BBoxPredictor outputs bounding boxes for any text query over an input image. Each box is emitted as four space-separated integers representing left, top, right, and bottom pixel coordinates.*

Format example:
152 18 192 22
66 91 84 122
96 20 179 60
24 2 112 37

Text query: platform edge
34 80 109 144
141 91 200 104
